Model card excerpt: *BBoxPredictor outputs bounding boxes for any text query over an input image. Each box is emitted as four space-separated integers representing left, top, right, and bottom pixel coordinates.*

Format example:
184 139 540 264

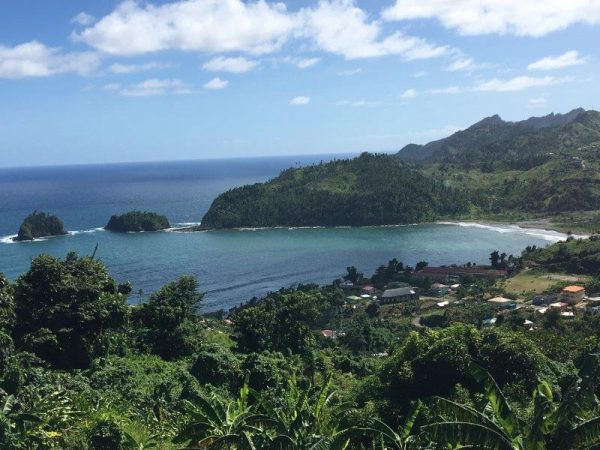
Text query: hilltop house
380 287 418 304
561 285 585 305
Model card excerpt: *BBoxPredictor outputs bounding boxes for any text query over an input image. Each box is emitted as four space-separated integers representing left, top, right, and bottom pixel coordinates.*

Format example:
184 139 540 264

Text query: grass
501 272 559 297
500 271 590 297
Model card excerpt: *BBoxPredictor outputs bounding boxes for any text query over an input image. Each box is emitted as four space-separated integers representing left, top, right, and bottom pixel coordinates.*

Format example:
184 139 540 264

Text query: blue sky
1 0 599 167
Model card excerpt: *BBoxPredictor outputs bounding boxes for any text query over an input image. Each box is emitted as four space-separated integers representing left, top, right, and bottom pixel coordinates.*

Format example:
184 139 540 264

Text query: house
429 283 451 297
412 266 508 282
322 329 338 338
549 302 569 309
380 287 418 304
362 285 376 294
487 297 513 305
561 285 585 305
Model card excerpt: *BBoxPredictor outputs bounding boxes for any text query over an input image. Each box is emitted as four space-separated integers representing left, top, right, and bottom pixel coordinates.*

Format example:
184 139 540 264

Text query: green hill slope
200 153 470 228
201 109 600 229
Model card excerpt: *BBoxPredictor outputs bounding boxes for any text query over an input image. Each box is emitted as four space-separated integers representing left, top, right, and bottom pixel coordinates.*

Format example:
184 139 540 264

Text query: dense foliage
105 211 170 232
15 211 67 241
201 153 470 228
524 236 600 274
202 109 600 229
3 239 600 448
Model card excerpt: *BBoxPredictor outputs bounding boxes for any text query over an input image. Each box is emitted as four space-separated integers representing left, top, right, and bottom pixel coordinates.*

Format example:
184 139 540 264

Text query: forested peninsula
200 108 600 230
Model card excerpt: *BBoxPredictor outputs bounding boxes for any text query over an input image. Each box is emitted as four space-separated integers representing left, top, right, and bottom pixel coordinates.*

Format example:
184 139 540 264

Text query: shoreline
2 218 587 245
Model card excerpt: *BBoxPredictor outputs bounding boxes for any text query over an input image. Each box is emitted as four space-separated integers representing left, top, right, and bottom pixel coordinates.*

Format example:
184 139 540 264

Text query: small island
104 211 170 232
14 211 68 241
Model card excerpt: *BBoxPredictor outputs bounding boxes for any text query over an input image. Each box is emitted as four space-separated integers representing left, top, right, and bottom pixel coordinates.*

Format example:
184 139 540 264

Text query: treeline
201 153 470 228
4 247 600 448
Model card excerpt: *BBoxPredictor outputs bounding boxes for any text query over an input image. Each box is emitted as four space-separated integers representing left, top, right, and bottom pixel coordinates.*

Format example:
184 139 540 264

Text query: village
321 258 596 339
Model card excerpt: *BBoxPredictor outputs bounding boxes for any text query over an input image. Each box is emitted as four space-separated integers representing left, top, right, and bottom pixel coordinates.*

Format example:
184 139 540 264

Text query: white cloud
73 0 295 56
294 57 321 69
203 56 258 73
527 50 587 71
383 0 600 37
528 96 547 107
71 12 95 26
119 78 189 96
203 77 229 90
73 0 450 63
400 88 417 98
446 57 491 72
300 0 448 60
290 96 310 105
412 71 427 78
0 41 100 78
108 61 171 73
473 75 571 92
336 99 381 107
426 86 461 94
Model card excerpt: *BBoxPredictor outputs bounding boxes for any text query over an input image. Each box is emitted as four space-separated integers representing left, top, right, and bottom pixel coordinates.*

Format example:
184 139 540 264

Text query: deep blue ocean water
0 155 567 311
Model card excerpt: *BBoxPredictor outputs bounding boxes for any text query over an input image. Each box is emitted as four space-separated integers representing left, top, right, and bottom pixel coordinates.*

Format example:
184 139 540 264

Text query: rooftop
563 285 585 293
382 287 415 298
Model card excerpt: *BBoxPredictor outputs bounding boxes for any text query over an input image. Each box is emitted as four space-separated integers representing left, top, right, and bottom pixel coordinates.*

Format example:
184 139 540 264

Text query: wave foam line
437 221 583 242
69 227 105 235
0 234 17 244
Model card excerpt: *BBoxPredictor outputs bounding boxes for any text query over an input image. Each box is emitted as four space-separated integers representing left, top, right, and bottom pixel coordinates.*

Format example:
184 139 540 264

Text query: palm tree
422 362 600 450
175 382 271 449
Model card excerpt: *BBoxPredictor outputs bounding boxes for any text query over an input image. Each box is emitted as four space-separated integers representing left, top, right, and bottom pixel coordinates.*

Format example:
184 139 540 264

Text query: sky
1 0 599 167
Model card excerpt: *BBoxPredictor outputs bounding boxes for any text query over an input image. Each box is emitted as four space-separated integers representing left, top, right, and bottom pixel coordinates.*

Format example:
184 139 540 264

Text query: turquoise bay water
0 156 565 311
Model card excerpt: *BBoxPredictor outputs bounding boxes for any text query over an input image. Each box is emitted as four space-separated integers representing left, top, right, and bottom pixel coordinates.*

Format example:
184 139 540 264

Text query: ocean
0 155 567 311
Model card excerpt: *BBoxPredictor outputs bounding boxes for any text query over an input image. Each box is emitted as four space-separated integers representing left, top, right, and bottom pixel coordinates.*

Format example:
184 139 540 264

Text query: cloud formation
300 0 448 60
473 75 570 92
73 0 295 56
108 61 171 73
119 78 191 96
383 0 600 37
202 56 259 73
72 0 448 62
528 51 587 71
400 89 417 98
203 77 229 89
290 96 310 105
0 41 100 78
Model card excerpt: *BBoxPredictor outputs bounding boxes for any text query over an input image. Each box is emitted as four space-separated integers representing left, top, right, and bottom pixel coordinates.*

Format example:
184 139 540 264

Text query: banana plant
422 362 600 450
175 381 271 449
355 401 422 450
0 394 42 445
255 375 353 450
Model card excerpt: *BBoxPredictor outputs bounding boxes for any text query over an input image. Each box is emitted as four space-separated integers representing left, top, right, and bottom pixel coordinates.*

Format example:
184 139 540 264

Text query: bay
0 155 565 311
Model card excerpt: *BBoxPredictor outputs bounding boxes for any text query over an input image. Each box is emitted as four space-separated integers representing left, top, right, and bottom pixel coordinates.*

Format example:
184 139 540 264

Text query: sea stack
14 211 67 241
104 211 170 232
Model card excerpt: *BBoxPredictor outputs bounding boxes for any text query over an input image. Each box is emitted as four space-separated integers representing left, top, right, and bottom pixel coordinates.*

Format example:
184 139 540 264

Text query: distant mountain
201 108 600 229
397 108 599 165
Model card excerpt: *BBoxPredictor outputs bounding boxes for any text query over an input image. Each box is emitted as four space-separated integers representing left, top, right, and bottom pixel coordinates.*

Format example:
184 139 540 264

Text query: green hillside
201 109 600 229
200 153 470 228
